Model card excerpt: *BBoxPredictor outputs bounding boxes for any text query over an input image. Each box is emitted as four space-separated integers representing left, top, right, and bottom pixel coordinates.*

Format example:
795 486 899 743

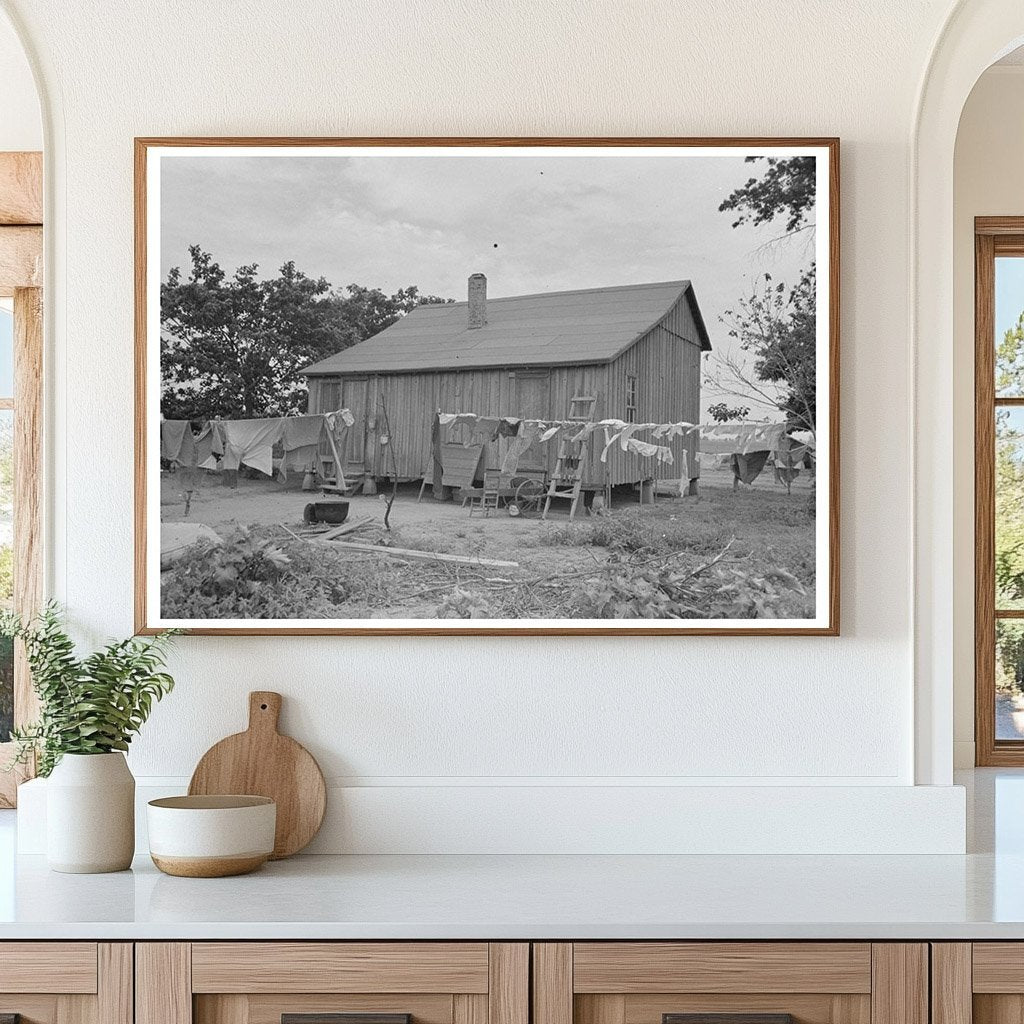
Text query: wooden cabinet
532 944 928 1024
0 942 132 1024
136 944 528 1024
0 937 966 1024
932 943 1024 1024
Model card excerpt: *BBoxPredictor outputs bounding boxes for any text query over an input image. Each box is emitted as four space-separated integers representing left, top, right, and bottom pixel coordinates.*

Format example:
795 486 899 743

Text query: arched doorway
0 7 44 807
913 1 1024 784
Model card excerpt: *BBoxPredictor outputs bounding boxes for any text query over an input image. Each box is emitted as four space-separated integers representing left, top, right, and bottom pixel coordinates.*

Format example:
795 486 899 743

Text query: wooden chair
468 469 504 517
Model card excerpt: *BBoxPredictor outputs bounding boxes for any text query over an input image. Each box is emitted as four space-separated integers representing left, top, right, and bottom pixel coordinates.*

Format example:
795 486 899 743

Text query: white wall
952 65 1024 767
0 0 973 852
0 12 39 152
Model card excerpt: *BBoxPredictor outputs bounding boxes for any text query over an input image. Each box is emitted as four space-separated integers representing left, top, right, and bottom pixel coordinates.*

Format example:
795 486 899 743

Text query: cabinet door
137 943 528 1024
533 944 927 1024
0 942 131 1024
943 943 1024 1024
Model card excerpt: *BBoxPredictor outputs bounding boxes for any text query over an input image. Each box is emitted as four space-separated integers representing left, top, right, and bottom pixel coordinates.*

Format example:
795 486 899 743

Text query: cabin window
625 374 638 422
318 380 341 415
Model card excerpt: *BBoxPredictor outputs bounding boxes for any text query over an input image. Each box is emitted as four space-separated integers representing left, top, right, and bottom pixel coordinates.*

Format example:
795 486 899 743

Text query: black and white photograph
137 139 838 634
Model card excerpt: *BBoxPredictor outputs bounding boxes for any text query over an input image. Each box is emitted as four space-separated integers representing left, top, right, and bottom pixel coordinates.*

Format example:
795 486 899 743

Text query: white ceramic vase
46 752 135 873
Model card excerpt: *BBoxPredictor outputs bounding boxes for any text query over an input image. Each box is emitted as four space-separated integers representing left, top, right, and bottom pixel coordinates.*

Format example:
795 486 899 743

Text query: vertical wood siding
304 293 703 487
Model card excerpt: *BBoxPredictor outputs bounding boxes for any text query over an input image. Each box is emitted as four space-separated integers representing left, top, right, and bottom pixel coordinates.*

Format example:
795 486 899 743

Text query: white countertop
0 849 1022 940
0 769 1021 941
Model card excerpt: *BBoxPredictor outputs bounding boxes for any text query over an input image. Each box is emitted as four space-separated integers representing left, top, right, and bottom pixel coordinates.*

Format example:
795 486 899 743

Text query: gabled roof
302 279 712 376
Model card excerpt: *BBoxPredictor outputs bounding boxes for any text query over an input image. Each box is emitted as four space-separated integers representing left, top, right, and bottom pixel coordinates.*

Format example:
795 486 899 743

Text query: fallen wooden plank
325 539 519 568
320 515 372 541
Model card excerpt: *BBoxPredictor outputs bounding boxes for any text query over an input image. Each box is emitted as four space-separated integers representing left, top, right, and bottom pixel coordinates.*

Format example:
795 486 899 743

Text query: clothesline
160 409 354 477
438 412 687 466
436 412 812 468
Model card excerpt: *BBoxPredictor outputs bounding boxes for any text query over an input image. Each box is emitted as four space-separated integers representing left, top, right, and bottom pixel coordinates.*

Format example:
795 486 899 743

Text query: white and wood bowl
147 795 276 877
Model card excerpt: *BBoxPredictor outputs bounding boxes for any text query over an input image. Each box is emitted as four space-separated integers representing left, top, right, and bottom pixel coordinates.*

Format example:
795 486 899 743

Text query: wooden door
137 942 528 1024
341 377 369 470
533 943 927 1024
511 371 550 472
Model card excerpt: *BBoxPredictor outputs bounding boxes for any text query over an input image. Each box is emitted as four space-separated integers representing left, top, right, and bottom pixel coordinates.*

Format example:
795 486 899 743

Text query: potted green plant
2 604 178 873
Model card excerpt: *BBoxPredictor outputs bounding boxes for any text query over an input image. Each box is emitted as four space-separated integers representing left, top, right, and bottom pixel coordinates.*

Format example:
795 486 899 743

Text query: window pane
0 307 12 398
998 620 1024 740
996 256 1024 397
996 407 1024 609
0 409 12 742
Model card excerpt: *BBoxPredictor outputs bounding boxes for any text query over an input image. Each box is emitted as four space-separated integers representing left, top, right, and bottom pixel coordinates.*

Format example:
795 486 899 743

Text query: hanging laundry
281 415 326 453
326 408 355 429
220 418 286 477
194 421 225 470
700 422 788 456
472 415 501 444
651 421 698 441
497 417 521 438
624 437 674 464
500 420 543 474
730 450 771 485
280 415 328 480
160 421 198 467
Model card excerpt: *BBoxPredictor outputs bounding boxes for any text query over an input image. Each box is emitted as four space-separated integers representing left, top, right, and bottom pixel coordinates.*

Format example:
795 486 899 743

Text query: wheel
512 477 545 518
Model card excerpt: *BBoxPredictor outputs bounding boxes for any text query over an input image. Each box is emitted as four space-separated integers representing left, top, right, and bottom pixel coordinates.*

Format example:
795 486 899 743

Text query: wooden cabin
302 274 712 490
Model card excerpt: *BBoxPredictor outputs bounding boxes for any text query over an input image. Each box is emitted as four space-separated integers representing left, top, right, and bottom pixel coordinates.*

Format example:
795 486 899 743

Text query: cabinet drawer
572 944 872 994
139 943 528 1024
0 942 98 994
534 944 925 1024
191 943 490 994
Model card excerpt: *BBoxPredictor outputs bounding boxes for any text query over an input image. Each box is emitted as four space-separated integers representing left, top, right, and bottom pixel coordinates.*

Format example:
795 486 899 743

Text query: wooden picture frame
135 137 839 636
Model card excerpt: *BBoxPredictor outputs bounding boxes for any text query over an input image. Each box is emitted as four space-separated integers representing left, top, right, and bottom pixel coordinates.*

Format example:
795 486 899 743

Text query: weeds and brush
435 545 812 620
161 493 815 621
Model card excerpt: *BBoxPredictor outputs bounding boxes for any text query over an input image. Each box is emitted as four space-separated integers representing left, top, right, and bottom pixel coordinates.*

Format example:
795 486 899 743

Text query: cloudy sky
159 149 816 416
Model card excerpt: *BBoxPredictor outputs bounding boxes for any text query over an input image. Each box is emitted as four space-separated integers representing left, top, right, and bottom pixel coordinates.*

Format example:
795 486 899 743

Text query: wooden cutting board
188 691 326 859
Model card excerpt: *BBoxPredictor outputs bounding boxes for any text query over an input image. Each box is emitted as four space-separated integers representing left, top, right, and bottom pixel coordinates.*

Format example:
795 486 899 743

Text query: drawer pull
664 1016 794 1024
283 1016 411 1024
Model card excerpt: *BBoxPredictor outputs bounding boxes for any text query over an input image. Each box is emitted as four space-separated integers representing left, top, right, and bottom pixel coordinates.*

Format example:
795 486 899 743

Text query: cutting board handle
248 691 282 734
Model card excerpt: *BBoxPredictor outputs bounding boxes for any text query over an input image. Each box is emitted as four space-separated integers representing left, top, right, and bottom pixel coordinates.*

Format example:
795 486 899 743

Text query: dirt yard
159 465 817 620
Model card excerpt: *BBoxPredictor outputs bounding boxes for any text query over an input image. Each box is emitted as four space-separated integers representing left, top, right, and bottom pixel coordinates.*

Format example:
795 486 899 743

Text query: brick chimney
468 273 487 328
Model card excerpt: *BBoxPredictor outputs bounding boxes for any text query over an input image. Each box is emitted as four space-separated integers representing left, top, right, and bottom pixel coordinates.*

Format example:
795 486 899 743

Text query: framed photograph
135 137 839 635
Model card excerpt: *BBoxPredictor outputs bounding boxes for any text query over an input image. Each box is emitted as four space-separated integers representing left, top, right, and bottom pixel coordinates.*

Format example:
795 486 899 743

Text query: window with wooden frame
625 373 638 422
0 151 44 806
975 217 1024 764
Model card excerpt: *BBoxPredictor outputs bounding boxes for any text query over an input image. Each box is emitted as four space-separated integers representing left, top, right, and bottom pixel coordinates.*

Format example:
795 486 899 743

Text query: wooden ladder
542 395 597 521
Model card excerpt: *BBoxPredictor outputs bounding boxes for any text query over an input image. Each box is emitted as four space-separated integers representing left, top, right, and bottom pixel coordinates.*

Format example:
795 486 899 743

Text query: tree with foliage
161 246 450 420
709 268 816 433
706 157 817 434
707 401 750 423
991 313 1024 691
718 155 816 235
997 309 1024 396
